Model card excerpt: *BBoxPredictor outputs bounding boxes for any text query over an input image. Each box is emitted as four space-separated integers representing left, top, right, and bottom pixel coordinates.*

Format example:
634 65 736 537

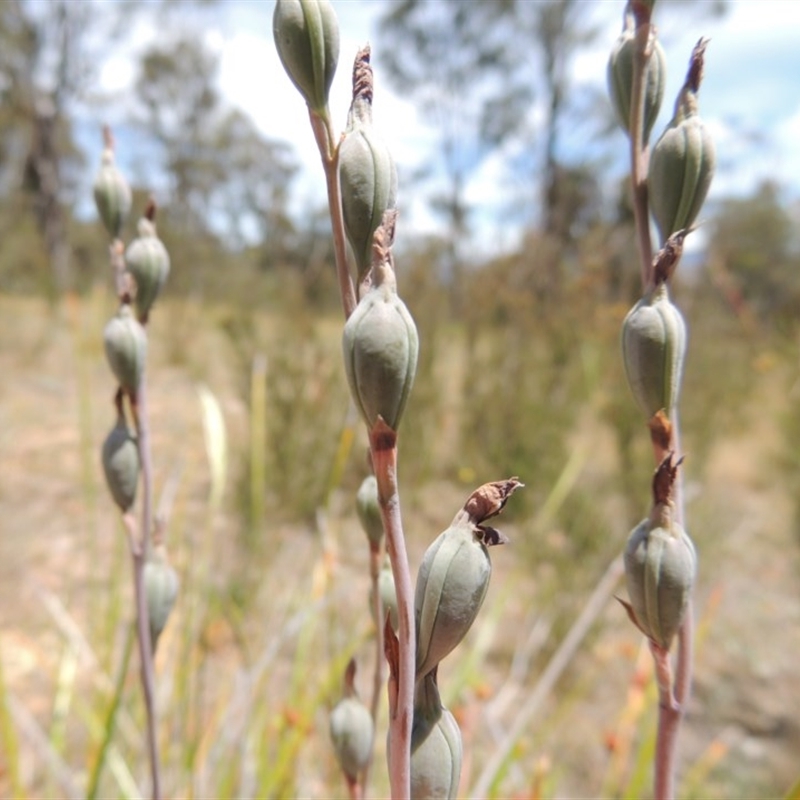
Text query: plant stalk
361 541 384 793
309 107 357 319
131 380 161 800
369 422 413 800
628 7 694 796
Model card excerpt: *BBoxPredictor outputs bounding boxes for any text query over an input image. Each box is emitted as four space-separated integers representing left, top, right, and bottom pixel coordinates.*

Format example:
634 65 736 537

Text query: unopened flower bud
104 305 146 395
339 47 397 280
621 282 686 419
329 659 374 782
126 215 170 322
273 0 339 114
415 480 520 680
342 217 418 432
648 39 715 243
623 456 696 650
607 14 665 142
93 147 131 239
409 672 463 800
144 545 179 652
369 556 398 633
101 412 139 512
356 474 383 546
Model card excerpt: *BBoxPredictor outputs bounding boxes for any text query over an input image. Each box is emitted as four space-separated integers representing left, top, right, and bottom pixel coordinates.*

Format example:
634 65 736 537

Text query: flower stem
131 379 161 800
309 107 357 319
369 421 413 800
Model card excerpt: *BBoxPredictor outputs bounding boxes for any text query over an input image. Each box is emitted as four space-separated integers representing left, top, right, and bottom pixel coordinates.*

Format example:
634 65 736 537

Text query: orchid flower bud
273 0 339 114
104 304 146 396
125 213 170 323
101 411 139 512
144 545 179 652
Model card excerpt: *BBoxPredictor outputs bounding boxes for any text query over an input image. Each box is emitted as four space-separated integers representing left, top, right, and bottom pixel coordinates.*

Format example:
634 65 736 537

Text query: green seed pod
329 659 374 781
342 244 418 432
340 47 398 280
621 282 686 419
356 474 383 546
624 501 696 650
607 16 666 142
101 413 139 512
409 672 463 800
415 511 493 681
126 217 170 322
93 147 131 239
648 39 715 243
369 556 398 633
273 0 339 114
144 546 179 652
104 305 146 395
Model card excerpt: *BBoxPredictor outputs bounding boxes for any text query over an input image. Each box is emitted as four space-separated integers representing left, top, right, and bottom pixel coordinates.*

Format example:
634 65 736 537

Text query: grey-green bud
369 556 398 633
144 546 179 652
126 217 170 322
329 659 374 781
340 47 397 280
621 282 686 419
356 475 383 546
624 500 696 650
342 252 418 432
104 305 146 395
648 40 715 243
93 147 131 239
607 16 665 142
101 413 139 512
415 512 492 681
409 672 463 800
273 0 339 114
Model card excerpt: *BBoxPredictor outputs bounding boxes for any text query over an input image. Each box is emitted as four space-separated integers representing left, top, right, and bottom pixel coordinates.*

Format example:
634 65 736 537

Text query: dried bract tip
652 452 683 506
352 45 373 104
273 0 339 114
463 478 524 525
652 229 686 285
686 37 709 95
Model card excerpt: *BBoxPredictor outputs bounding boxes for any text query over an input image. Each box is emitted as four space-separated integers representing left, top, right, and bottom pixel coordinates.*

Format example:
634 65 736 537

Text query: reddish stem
368 421 413 800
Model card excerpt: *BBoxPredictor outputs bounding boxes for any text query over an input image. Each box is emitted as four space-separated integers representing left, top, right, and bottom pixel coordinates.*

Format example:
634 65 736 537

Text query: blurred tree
134 38 298 260
707 181 800 333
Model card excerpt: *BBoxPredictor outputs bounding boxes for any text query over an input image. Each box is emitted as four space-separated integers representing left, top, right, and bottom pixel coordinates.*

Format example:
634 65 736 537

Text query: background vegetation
1 1 799 798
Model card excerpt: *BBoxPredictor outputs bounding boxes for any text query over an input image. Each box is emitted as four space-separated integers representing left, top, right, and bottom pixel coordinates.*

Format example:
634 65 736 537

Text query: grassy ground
1 289 799 799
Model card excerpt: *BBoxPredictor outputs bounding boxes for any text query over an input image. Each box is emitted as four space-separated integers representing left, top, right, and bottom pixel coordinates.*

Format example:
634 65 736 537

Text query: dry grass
1 290 799 798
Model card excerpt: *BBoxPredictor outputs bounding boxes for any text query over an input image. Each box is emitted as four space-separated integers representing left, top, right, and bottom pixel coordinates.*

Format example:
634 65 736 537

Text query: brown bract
463 478 524 525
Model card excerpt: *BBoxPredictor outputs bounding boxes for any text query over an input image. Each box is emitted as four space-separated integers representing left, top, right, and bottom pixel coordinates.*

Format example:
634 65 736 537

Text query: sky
93 0 800 256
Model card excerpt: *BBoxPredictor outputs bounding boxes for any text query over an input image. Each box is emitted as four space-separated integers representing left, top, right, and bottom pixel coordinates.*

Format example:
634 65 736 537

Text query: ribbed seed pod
409 672 463 800
607 16 665 142
93 148 131 239
329 659 374 782
339 47 397 280
649 39 715 243
273 0 339 114
342 239 418 432
415 510 492 681
103 305 147 395
356 474 383 547
624 499 696 650
101 413 139 512
621 282 686 419
126 217 170 322
369 556 398 633
144 546 179 652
